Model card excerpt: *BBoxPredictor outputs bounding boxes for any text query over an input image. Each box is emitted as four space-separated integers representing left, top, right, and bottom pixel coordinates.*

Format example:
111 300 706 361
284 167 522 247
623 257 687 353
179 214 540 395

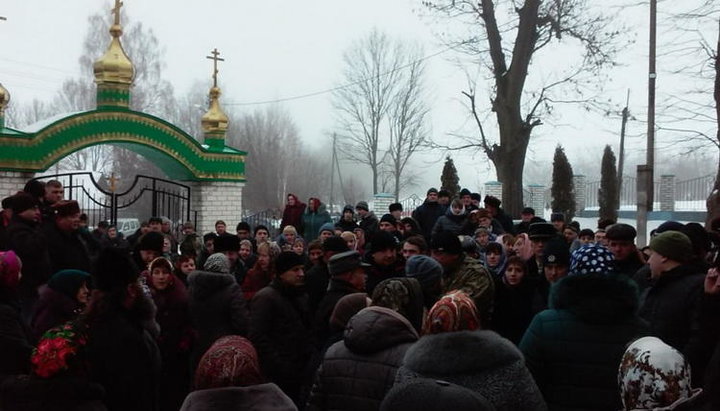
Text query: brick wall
190 181 244 234
0 171 34 200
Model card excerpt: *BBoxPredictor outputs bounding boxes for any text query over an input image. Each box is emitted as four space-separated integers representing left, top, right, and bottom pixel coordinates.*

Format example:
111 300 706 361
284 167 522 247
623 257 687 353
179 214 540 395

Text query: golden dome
0 83 9 112
201 87 229 134
93 19 134 85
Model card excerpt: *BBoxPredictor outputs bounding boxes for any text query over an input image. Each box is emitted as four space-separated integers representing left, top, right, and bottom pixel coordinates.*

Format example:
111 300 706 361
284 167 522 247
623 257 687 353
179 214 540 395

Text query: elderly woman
31 269 90 340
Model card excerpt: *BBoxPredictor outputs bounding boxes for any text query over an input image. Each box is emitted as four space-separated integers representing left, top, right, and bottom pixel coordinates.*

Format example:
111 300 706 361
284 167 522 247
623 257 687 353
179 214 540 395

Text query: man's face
379 221 395 232
461 195 471 206
239 244 252 260
402 242 421 259
205 240 214 254
431 250 458 268
56 212 81 232
505 264 525 286
182 227 194 235
343 211 353 221
648 251 665 278
149 222 162 232
471 198 480 207
224 250 239 265
45 185 64 204
479 216 492 228
285 233 296 243
237 229 250 239
426 192 438 203
531 238 546 257
485 205 498 217
563 228 578 243
595 231 607 246
162 221 171 233
309 248 323 265
287 196 295 206
18 206 40 223
438 196 450 205
372 248 396 266
140 249 159 264
579 235 594 245
609 240 636 261
320 230 333 241
141 225 151 234
347 267 367 292
475 233 490 247
216 224 226 235
279 265 304 287
552 220 564 232
521 212 533 223
545 264 568 283
356 208 368 218
486 252 501 267
108 227 117 239
391 210 402 220
255 230 269 243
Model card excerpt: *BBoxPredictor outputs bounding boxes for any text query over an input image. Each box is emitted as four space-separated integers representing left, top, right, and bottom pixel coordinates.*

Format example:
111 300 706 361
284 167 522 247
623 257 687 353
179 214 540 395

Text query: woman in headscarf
31 269 90 341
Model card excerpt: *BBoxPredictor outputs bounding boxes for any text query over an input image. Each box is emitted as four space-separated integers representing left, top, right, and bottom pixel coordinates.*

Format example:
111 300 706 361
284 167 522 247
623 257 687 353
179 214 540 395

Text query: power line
223 45 455 107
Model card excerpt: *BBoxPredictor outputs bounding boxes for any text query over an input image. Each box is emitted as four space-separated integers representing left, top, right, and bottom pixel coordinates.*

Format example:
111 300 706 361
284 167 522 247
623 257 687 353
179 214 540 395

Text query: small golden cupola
201 48 229 150
93 0 135 109
0 82 9 129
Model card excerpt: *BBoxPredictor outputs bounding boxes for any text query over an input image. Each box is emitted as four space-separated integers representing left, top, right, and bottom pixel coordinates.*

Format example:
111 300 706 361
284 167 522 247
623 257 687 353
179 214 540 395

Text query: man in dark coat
363 231 404 295
250 251 316 407
305 236 349 315
356 201 379 239
43 200 91 274
0 195 14 251
313 250 368 348
483 195 514 235
606 223 645 278
640 230 707 384
280 193 306 232
335 205 358 233
39 180 64 225
84 247 162 411
6 193 51 320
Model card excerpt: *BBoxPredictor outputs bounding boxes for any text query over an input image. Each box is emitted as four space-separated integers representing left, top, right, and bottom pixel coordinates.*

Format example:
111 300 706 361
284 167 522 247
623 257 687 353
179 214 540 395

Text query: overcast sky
1 0 715 196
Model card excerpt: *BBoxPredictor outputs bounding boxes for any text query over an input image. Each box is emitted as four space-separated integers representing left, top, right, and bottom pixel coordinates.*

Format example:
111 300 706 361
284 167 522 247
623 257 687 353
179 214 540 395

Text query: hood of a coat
550 273 639 323
402 330 523 375
188 270 237 301
344 306 418 354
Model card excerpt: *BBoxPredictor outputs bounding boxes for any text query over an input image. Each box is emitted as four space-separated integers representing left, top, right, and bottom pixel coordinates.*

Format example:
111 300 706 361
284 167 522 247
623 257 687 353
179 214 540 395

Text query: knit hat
389 203 403 212
318 222 336 236
203 253 230 273
52 200 81 218
328 250 368 276
430 231 462 254
342 204 355 214
470 193 481 202
422 290 480 334
380 214 396 225
483 195 501 208
275 251 305 274
370 231 398 254
0 250 21 289
322 235 350 253
528 222 557 240
542 238 571 266
47 269 90 300
194 336 263 389
214 234 240 253
649 231 693 263
550 212 565 222
426 187 438 195
10 192 37 214
92 248 139 292
605 223 637 241
619 336 701 410
355 201 369 211
570 243 615 275
381 378 495 411
459 188 471 197
521 207 535 215
371 277 424 332
329 293 370 331
405 255 443 286
138 231 164 253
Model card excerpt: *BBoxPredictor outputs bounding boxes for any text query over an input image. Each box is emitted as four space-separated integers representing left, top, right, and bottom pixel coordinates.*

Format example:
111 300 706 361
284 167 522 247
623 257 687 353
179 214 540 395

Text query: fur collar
188 270 236 300
402 330 522 374
550 273 639 324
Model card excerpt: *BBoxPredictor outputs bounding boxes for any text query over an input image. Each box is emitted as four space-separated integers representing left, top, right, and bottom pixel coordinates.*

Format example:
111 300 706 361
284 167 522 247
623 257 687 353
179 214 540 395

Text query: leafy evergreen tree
599 145 619 222
440 156 460 199
551 145 576 221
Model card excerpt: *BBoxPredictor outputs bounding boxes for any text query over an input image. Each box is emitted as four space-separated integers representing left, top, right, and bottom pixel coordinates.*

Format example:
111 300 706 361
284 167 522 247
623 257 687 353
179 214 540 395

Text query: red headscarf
194 336 264 389
422 290 481 335
0 251 21 289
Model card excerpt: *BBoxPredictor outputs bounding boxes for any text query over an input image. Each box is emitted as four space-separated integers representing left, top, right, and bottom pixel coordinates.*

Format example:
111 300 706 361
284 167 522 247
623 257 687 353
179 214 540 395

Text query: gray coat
396 330 547 411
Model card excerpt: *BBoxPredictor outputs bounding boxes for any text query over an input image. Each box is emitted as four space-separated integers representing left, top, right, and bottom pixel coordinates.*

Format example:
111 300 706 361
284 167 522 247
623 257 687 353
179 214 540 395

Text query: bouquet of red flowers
31 321 88 378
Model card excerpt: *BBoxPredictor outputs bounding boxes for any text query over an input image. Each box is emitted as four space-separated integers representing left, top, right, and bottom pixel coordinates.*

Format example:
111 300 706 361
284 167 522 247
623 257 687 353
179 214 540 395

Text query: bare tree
424 0 625 216
333 29 426 195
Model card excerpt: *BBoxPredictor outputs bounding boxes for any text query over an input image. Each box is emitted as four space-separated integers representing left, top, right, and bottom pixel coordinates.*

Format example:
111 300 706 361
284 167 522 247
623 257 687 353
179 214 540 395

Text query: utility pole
638 0 657 247
618 90 630 200
329 133 337 213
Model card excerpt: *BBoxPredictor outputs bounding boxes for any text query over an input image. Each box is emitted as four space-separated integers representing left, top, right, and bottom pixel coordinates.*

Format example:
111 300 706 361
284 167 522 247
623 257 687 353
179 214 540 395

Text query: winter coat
0 290 32 377
31 286 83 341
43 224 91 275
302 204 333 242
307 306 419 411
179 384 297 411
411 201 445 241
85 308 162 411
395 330 546 411
614 251 645 279
305 263 330 316
491 278 535 345
519 273 649 411
358 211 379 239
0 375 108 411
638 264 706 384
362 253 406 296
313 279 361 349
249 280 315 404
281 194 306 232
431 207 467 238
334 219 357 233
188 270 249 375
242 264 274 301
493 208 514 235
6 216 51 298
441 254 495 325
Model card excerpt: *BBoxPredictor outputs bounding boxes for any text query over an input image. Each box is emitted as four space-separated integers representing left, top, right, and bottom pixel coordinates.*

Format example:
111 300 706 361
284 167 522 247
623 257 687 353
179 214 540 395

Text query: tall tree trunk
493 127 531 217
706 19 720 228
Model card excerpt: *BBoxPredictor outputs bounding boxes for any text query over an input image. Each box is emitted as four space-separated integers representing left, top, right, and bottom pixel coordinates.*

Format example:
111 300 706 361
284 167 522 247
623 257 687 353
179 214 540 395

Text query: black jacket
305 263 330 316
493 208 515 234
411 201 445 241
43 224 91 275
0 291 32 377
520 274 648 411
492 278 535 345
358 212 379 239
6 216 51 296
638 264 706 384
307 306 418 411
313 279 361 349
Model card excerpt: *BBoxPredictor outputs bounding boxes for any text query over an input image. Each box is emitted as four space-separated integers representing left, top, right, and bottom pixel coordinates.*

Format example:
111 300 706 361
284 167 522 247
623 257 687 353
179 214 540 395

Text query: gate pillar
0 171 34 200
190 180 244 235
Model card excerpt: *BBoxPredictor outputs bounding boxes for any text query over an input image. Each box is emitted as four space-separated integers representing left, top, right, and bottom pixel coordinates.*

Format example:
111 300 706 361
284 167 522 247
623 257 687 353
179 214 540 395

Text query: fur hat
380 214 396 225
275 251 305 274
521 207 535 215
570 243 615 275
423 290 480 335
370 231 399 254
550 212 565 222
649 231 693 263
355 201 369 211
426 187 438 195
203 253 230 274
0 251 21 289
483 195 501 208
528 222 556 240
92 248 139 292
381 378 495 411
542 238 570 266
430 231 462 255
459 188 471 197
322 235 350 253
214 234 240 253
138 232 164 254
10 192 37 214
389 203 403 213
52 200 80 218
48 269 90 300
405 255 442 286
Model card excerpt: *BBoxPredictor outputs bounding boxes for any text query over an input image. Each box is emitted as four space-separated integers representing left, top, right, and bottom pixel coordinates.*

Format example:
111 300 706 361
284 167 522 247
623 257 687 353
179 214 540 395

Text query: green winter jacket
301 203 332 242
442 254 495 325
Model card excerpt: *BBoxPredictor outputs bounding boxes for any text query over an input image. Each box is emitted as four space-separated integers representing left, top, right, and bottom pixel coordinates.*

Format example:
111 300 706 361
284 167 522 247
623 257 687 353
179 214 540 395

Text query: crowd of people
0 182 718 410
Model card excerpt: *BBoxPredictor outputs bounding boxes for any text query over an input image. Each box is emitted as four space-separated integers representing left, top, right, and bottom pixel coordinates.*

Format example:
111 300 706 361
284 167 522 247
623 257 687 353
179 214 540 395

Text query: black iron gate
32 172 194 230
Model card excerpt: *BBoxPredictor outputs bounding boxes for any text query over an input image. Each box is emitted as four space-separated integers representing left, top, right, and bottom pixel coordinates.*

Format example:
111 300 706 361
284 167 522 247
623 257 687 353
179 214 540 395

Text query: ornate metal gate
32 172 193 229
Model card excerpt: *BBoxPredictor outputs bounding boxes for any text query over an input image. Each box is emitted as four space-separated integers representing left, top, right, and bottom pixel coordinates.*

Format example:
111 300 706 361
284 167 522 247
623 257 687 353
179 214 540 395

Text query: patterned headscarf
422 290 481 335
0 250 21 289
570 243 615 275
371 277 424 332
194 336 264 389
618 336 700 410
203 253 230 274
